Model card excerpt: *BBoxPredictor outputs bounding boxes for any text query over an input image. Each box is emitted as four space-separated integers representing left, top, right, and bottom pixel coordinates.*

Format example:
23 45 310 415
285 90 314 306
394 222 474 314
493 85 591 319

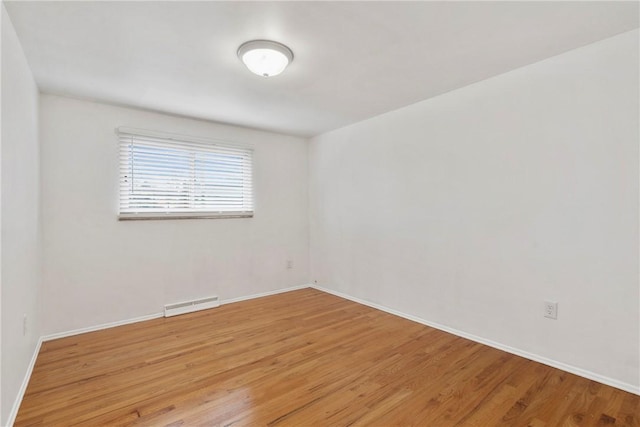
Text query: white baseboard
41 284 310 344
311 285 640 396
6 337 43 427
41 284 311 343
220 284 309 305
41 312 164 342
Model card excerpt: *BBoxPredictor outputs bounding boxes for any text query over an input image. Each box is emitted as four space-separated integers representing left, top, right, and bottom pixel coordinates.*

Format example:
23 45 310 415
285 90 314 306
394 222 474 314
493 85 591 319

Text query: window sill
118 212 254 221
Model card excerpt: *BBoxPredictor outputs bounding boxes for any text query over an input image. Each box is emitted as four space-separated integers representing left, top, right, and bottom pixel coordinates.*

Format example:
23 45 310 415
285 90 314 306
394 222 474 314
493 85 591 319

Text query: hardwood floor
15 288 639 426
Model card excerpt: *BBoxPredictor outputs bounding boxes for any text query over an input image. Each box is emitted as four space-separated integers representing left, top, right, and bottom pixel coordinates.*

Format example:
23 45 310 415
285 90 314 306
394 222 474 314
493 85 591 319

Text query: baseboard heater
164 296 220 317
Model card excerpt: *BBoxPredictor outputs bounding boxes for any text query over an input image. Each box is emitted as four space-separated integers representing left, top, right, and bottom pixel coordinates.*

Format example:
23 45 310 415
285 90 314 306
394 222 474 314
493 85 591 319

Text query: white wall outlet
544 301 558 319
23 314 28 335
286 260 293 269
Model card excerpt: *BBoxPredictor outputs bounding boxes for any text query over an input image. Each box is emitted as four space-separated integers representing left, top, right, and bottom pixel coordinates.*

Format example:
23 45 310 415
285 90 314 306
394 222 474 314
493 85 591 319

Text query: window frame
116 127 255 221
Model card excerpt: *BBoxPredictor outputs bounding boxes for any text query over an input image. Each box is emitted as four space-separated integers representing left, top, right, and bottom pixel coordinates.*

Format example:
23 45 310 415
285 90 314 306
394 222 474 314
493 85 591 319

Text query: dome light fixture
237 40 293 77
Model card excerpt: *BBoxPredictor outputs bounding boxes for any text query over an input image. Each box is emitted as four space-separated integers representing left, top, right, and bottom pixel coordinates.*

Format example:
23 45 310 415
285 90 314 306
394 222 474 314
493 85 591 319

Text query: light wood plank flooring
15 288 639 426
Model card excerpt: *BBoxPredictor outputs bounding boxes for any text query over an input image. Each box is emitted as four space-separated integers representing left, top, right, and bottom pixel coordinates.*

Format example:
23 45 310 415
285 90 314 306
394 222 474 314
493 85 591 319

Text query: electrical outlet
286 260 293 269
544 301 558 319
23 314 27 336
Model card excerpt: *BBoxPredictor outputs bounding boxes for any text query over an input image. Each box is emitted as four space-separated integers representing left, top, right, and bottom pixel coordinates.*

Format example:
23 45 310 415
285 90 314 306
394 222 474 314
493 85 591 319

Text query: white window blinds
118 128 254 220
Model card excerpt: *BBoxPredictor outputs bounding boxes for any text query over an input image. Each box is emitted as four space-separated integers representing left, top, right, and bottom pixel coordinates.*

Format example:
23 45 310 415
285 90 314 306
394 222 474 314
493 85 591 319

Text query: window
118 127 253 220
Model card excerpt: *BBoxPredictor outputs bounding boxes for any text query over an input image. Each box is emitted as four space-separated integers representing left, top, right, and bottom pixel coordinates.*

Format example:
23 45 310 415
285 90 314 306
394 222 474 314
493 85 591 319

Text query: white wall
40 95 309 335
1 4 42 424
309 30 639 390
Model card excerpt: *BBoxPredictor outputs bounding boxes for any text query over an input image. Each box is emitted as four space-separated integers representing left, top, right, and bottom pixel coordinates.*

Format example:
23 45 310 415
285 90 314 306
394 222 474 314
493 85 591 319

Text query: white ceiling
4 1 639 137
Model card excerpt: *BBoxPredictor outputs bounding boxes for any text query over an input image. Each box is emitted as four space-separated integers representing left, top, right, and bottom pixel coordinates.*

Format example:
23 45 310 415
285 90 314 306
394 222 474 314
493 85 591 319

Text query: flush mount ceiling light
237 40 294 77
